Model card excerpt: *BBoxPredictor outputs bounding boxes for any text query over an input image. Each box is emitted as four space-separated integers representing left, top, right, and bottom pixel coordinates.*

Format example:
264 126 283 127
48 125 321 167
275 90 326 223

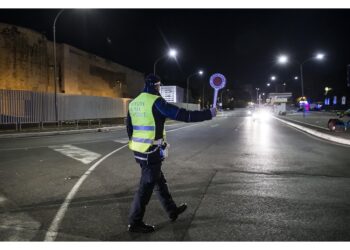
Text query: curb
273 116 350 146
0 126 125 139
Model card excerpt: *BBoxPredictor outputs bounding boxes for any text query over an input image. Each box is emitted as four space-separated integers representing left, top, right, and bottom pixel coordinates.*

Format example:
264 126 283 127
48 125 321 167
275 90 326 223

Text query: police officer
127 73 216 233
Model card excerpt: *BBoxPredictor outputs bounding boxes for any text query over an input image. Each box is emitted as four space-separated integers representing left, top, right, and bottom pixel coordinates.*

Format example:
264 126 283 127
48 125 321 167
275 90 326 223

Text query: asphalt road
1 109 350 241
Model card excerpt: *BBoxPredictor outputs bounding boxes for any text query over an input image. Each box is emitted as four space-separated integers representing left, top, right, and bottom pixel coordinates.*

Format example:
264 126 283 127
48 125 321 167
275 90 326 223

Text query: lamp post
153 49 177 75
256 88 260 105
53 9 65 123
202 82 205 109
186 70 203 109
270 75 278 92
277 53 325 98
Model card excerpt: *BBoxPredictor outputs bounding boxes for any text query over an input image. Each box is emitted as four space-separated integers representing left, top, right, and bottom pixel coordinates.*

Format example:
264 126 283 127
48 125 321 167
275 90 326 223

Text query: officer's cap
145 74 161 86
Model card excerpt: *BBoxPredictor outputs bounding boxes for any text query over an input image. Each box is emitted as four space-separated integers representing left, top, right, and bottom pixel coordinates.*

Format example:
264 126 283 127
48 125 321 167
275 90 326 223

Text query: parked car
336 109 350 118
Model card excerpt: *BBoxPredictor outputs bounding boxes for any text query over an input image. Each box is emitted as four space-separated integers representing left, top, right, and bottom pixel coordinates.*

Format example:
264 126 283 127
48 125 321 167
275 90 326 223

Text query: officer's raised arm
154 96 216 122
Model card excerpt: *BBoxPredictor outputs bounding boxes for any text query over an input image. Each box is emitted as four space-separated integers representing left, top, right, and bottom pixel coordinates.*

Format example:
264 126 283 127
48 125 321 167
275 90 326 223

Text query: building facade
0 22 144 98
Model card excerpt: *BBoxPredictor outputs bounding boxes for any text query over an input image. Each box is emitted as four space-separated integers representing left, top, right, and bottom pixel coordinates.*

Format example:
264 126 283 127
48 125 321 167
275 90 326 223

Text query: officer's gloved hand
210 107 217 117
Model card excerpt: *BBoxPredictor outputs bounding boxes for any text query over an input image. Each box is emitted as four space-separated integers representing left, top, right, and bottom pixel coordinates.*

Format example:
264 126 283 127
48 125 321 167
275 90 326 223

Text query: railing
0 90 201 127
0 90 131 125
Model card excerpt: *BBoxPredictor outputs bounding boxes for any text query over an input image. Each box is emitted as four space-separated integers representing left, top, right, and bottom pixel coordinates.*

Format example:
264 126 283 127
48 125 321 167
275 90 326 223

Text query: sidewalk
274 111 350 146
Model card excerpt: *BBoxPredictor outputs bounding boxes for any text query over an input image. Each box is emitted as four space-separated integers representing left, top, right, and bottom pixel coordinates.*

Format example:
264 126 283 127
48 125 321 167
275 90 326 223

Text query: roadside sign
209 73 226 108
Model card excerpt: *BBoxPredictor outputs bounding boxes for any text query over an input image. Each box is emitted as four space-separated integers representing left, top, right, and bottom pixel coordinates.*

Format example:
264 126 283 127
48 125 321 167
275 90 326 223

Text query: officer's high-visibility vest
128 92 165 153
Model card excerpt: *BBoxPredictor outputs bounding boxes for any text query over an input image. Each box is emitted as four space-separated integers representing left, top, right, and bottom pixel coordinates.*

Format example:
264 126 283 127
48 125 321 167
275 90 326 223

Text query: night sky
1 9 350 101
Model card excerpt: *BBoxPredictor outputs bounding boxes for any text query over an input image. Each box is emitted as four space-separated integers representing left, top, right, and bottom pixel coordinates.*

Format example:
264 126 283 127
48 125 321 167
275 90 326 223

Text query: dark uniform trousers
128 147 177 225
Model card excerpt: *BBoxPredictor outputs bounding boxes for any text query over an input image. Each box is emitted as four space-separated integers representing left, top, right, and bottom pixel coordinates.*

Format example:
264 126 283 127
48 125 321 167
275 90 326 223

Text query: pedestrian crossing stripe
49 145 101 164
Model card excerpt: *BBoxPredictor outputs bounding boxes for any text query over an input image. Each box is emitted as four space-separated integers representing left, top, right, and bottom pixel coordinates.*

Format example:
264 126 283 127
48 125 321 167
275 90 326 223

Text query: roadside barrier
0 89 130 128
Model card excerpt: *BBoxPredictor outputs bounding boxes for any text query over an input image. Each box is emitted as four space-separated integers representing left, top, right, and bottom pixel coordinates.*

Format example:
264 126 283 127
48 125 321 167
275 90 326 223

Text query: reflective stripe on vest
128 93 161 153
133 125 155 131
131 137 153 144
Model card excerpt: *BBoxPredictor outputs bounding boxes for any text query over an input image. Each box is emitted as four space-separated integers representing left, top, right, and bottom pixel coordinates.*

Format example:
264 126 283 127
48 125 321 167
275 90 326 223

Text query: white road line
44 122 201 241
273 116 350 146
113 138 129 144
210 124 219 128
0 196 7 203
44 144 128 241
49 145 101 164
166 123 201 132
281 117 329 131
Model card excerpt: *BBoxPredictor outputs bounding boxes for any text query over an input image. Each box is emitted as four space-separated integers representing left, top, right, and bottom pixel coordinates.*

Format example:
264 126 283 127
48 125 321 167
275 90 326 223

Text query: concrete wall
61 44 144 98
0 23 53 92
0 22 144 98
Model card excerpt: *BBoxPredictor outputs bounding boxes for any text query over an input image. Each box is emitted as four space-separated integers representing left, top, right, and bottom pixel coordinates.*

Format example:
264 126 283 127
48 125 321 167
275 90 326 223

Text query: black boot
128 222 155 233
169 203 187 222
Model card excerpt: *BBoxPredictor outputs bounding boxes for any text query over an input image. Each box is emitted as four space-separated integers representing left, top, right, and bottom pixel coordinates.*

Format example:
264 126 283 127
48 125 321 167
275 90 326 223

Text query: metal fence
0 89 201 126
0 89 131 125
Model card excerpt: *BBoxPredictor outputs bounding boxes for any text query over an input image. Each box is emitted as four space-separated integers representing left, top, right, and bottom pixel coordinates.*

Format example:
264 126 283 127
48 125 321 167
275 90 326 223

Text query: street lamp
53 9 65 122
299 53 325 98
187 70 203 109
266 83 271 87
276 52 325 98
153 48 177 75
270 76 278 92
294 76 298 80
256 88 260 104
325 86 332 95
277 54 289 64
316 53 325 60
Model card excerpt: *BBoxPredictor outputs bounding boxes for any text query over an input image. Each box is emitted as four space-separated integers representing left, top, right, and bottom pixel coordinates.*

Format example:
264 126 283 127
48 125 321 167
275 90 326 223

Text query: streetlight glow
267 83 271 87
294 76 298 80
199 70 203 75
271 76 276 81
154 48 178 74
278 54 288 64
168 49 177 58
315 53 325 60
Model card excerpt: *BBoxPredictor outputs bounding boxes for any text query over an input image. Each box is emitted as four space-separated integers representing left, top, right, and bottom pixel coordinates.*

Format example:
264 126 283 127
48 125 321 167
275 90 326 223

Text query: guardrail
0 89 131 126
0 90 201 129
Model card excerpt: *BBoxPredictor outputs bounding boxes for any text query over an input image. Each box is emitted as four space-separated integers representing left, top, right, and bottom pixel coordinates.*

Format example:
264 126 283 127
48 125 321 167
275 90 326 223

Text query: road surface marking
45 122 204 241
166 123 201 132
281 117 329 131
113 138 129 144
0 196 6 203
49 145 101 164
0 194 41 241
210 124 219 128
44 144 128 241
